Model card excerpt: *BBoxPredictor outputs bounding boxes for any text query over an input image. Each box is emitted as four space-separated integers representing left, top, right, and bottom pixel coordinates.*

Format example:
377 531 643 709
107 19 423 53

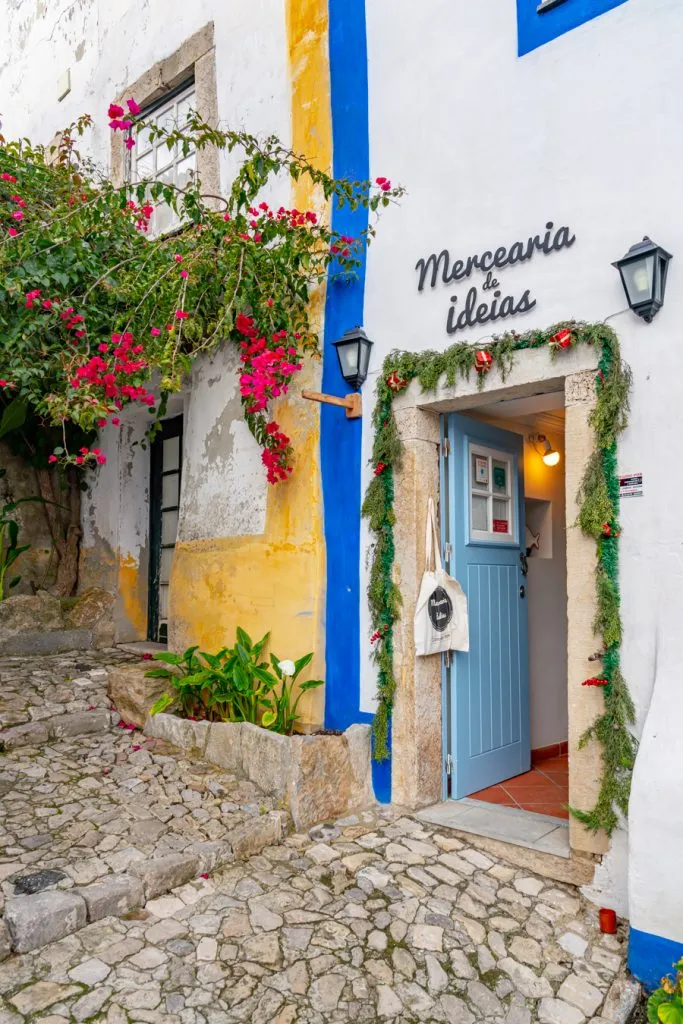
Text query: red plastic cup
599 908 617 934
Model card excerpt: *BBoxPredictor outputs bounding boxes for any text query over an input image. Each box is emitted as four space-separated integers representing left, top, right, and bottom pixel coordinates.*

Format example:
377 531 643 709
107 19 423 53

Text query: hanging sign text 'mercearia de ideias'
415 221 576 335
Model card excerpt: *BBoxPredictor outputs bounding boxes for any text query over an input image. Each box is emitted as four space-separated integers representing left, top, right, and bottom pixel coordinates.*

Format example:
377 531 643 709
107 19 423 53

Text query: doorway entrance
441 396 569 827
147 415 183 644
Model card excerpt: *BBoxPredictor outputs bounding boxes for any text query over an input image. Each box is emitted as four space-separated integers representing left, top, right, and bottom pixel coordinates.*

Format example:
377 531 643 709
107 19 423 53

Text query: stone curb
0 709 113 752
144 713 375 831
0 812 287 960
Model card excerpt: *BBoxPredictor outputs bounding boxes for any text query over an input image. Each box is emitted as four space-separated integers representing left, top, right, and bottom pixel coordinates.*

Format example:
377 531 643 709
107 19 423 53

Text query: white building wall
1 0 292 636
362 0 683 928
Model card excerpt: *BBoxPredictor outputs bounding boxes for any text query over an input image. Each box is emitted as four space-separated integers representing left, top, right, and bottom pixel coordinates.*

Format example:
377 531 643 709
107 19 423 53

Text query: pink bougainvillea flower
7 227 18 237
97 418 107 428
180 269 188 279
98 343 109 353
141 204 154 219
108 102 125 118
200 873 209 880
124 136 136 151
48 454 58 464
1 172 17 182
223 213 230 221
174 254 183 263
75 456 84 465
175 309 189 320
42 299 53 310
10 195 26 207
142 652 153 660
150 327 161 336
11 210 24 221
126 98 141 115
112 417 121 426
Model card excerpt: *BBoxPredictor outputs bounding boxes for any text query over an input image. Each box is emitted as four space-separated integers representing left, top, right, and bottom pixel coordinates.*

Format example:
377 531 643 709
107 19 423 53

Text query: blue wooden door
443 414 530 799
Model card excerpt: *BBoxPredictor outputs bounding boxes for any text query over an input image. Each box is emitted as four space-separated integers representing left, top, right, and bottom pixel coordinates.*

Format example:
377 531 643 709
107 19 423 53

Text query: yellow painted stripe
168 1 332 725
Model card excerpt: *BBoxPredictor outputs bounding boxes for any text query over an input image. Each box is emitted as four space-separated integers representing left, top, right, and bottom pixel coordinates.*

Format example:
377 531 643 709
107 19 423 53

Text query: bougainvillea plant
362 322 636 836
0 103 403 590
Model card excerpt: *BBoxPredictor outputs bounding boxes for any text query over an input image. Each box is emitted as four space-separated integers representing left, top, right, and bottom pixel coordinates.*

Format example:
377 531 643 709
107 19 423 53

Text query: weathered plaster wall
0 443 54 594
0 1 330 723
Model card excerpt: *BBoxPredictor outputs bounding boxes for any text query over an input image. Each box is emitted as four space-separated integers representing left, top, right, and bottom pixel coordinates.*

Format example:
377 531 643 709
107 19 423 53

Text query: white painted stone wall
1 0 292 631
362 0 683 923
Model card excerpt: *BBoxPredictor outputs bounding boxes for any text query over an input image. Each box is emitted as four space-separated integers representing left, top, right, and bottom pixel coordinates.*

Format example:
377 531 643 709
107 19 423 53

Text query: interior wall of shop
361 0 683 953
466 410 568 752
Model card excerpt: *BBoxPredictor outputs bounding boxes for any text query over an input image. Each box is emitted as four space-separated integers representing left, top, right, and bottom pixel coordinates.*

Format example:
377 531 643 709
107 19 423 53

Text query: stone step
0 709 113 752
0 813 287 959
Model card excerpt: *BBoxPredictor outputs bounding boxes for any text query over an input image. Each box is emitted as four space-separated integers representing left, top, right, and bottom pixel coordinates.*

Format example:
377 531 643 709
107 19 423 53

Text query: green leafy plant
648 960 683 1024
261 653 324 734
146 628 323 735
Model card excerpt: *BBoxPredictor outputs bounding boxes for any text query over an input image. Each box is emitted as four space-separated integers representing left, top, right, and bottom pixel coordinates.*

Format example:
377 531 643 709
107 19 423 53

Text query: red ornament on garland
374 462 387 476
550 328 573 350
602 522 621 539
386 370 408 393
582 677 609 687
474 350 493 374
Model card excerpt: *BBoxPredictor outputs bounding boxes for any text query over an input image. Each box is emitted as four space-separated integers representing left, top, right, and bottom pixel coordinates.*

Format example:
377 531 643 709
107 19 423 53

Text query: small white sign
619 472 643 498
475 457 489 486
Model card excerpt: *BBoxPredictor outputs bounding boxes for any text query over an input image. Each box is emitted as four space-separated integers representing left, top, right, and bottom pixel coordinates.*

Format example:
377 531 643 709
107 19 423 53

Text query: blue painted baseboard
629 927 683 992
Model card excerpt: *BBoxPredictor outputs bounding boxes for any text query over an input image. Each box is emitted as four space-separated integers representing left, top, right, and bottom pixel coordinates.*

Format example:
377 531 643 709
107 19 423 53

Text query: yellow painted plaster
168 0 332 726
117 553 148 638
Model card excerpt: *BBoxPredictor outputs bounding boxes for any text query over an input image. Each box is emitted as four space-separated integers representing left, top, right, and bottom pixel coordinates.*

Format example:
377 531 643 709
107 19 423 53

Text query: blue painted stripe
629 927 683 992
323 0 391 802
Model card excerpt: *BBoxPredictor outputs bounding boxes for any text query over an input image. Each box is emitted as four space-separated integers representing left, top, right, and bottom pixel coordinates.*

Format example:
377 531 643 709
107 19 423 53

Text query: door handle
519 585 526 599
519 552 529 577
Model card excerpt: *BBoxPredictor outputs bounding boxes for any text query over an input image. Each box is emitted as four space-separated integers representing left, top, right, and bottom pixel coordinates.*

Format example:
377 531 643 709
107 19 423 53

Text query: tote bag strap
425 497 443 574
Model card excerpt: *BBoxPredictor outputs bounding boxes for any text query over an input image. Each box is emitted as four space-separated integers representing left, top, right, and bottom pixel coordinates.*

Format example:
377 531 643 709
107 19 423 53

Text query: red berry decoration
602 523 621 539
550 328 573 350
387 370 408 393
374 462 387 476
582 677 609 687
474 350 493 374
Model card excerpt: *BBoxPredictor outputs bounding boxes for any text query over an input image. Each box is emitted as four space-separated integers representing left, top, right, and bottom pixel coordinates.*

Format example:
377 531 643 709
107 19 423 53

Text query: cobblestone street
0 653 634 1023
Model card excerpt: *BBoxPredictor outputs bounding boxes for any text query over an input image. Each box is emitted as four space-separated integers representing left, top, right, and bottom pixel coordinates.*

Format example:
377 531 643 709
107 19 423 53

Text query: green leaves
0 399 26 440
144 629 323 734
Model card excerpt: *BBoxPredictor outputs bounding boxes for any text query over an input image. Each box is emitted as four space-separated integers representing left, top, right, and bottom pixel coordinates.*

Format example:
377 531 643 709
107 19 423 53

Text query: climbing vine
362 320 635 836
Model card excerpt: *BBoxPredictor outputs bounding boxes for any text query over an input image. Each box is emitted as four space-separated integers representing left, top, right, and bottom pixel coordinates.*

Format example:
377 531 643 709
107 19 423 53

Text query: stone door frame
388 344 608 857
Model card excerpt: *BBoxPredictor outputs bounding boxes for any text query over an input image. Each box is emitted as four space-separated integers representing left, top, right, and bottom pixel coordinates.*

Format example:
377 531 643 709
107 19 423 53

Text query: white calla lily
278 659 296 677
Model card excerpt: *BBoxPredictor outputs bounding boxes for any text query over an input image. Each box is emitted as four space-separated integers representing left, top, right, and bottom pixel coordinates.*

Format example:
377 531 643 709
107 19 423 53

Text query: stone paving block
4 890 87 952
50 709 111 739
0 919 10 962
0 720 50 751
74 874 144 921
3 629 93 656
108 664 171 728
188 841 234 874
130 853 200 899
230 811 284 860
204 720 242 770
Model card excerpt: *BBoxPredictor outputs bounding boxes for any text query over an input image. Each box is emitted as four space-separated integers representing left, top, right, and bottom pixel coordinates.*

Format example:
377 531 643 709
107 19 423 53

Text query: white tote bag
414 498 469 656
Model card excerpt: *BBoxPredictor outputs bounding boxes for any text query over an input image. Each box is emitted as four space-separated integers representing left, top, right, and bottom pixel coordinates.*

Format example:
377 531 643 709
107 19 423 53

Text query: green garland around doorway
361 320 635 836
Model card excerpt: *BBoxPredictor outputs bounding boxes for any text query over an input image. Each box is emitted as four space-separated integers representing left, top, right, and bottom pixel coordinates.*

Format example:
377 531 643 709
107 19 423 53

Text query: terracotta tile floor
469 754 569 819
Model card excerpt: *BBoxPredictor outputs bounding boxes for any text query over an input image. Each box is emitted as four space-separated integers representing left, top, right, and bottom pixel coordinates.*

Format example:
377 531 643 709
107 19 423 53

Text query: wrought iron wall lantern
302 327 373 420
613 236 672 323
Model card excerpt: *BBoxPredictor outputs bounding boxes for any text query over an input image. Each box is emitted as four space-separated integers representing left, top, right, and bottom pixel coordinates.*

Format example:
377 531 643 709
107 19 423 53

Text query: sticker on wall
619 472 643 498
493 466 507 489
475 457 489 486
493 519 509 533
